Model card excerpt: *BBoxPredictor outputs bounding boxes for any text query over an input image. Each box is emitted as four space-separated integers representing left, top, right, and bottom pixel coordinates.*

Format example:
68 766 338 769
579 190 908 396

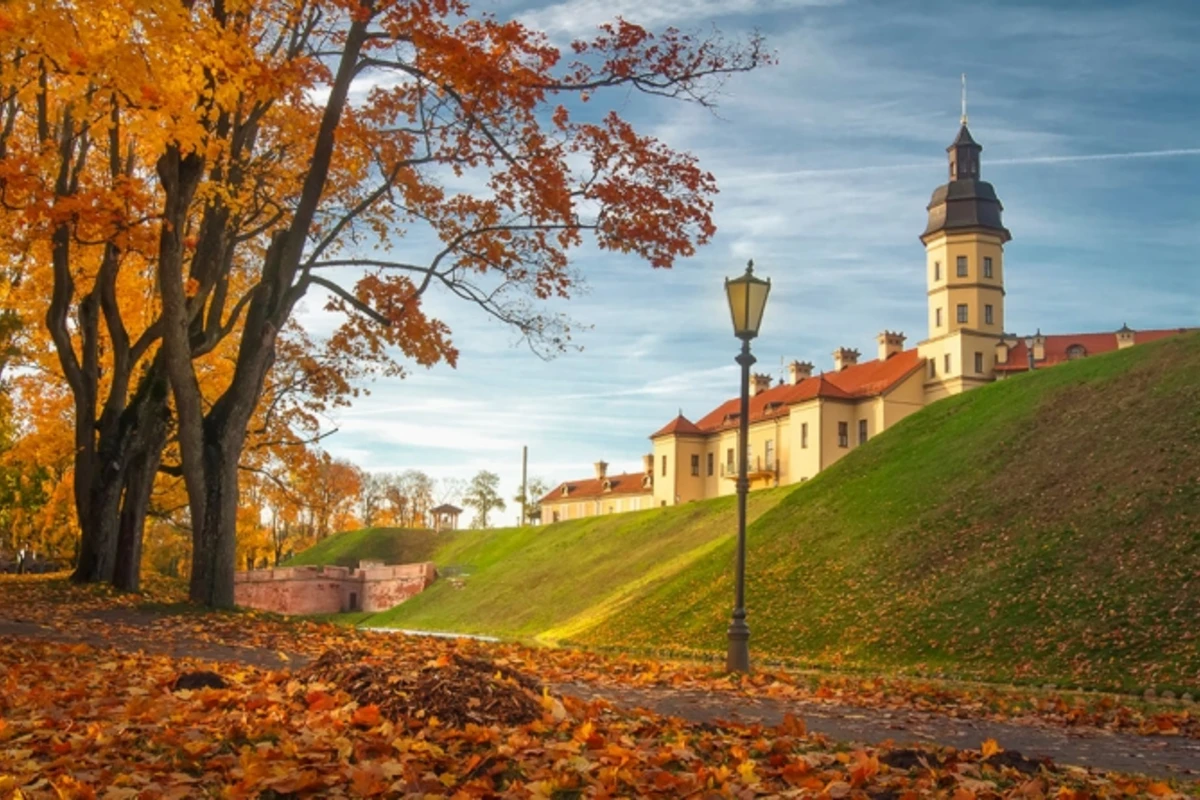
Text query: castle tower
918 89 1012 400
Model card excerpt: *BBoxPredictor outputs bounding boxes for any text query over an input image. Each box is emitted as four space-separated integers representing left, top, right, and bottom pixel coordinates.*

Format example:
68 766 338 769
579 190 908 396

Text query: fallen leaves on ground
1 573 1199 800
301 648 544 728
2 638 1195 799
1 574 1197 742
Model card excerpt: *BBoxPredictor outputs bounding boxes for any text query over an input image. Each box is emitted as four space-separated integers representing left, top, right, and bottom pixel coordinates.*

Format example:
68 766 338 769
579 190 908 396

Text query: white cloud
520 0 841 39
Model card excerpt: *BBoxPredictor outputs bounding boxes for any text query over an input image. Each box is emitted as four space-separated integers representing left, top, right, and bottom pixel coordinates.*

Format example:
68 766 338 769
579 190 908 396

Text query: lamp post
1024 335 1035 371
723 259 771 673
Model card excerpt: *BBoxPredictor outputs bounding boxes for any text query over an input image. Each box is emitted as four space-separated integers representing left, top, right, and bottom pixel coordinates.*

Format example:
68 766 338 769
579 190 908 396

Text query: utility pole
520 445 528 527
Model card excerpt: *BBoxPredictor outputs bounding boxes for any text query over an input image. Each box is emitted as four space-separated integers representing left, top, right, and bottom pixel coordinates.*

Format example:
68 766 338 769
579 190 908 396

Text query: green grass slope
360 489 789 638
283 527 441 568
578 332 1200 691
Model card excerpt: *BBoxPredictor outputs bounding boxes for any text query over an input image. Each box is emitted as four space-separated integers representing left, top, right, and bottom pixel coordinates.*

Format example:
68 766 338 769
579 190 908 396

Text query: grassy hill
575 331 1200 691
305 332 1199 691
283 527 442 568
360 489 789 637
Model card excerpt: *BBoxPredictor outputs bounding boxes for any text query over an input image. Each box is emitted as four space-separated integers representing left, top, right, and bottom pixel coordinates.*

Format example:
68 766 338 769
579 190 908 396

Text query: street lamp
1024 334 1035 371
723 259 771 673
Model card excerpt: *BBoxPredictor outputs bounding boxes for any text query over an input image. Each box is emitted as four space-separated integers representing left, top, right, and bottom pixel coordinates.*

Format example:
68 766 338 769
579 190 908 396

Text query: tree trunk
188 425 245 608
111 421 169 592
71 474 123 583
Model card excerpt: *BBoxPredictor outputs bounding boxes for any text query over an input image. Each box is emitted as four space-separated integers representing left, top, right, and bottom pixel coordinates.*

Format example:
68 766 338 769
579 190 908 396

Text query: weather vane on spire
961 73 968 125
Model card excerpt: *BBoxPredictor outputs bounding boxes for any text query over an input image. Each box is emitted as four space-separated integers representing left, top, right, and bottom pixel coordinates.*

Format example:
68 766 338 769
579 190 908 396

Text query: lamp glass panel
725 279 749 334
745 280 770 335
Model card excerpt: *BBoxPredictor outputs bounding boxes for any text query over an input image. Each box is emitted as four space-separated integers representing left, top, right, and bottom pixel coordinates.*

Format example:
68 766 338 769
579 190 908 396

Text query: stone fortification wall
233 562 436 615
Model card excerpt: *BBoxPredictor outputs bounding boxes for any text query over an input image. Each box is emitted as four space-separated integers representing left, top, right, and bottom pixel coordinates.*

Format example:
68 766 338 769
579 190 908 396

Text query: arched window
1066 344 1087 360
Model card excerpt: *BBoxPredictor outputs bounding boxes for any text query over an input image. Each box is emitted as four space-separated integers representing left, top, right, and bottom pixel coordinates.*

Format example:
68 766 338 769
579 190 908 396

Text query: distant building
540 460 654 522
544 119 1194 520
430 504 463 532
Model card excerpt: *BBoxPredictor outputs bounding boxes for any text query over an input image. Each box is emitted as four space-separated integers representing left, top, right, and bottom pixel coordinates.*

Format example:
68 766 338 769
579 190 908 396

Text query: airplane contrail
728 147 1200 182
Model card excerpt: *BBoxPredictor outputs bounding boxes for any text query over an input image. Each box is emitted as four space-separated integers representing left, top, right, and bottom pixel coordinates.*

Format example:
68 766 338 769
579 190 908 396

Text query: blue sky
299 0 1200 521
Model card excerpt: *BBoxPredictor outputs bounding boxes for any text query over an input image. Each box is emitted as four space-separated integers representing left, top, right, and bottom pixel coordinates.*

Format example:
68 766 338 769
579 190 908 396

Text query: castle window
1066 344 1088 360
985 304 994 325
936 308 943 327
837 422 848 448
552 511 560 523
934 261 941 281
984 257 994 278
801 422 809 449
857 420 867 445
707 452 714 476
929 360 937 378
690 454 700 476
726 447 734 474
661 455 667 476
944 353 952 374
957 304 968 324
956 256 968 277
765 439 775 469
975 351 984 373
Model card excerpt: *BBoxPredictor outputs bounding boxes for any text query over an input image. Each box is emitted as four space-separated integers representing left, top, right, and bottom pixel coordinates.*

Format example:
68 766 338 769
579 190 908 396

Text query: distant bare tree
436 477 467 507
513 477 550 525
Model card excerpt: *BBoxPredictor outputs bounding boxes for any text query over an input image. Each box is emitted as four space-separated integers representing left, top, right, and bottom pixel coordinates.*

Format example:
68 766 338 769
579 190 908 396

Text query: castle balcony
720 457 781 485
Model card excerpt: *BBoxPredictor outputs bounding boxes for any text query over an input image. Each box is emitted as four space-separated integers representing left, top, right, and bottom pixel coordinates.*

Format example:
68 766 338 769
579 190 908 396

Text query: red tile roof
541 471 652 504
650 414 705 439
676 349 924 436
994 328 1193 372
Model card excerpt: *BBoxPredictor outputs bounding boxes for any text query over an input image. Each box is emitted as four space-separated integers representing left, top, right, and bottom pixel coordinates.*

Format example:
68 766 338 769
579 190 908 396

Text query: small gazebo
430 504 463 533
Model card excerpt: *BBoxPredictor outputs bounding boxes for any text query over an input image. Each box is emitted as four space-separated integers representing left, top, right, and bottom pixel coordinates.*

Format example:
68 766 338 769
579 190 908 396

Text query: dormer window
560 485 570 497
1066 344 1087 360
602 479 612 492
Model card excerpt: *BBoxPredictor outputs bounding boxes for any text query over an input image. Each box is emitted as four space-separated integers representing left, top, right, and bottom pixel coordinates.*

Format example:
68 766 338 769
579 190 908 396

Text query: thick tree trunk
189 431 243 608
71 475 122 582
112 419 169 592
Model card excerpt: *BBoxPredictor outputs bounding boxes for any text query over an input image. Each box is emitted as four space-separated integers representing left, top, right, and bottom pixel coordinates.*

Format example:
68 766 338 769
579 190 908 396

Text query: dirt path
3 614 1197 780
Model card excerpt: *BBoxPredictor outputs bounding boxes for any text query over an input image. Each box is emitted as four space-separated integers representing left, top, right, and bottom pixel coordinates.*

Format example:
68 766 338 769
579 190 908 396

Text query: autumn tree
463 470 505 529
357 470 386 529
4 0 766 605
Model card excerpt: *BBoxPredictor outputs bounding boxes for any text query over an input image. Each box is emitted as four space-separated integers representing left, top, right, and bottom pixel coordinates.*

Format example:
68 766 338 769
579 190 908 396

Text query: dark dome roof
922 179 1011 241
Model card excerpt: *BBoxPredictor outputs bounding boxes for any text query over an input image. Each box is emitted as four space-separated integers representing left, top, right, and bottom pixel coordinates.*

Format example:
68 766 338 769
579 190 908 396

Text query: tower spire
961 73 968 125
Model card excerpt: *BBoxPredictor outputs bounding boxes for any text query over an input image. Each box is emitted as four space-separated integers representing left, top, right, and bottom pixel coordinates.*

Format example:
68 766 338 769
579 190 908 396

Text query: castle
540 119 1192 523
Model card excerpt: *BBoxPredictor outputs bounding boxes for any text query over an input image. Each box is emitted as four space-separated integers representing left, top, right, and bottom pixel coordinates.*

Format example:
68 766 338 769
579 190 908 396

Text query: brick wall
233 562 436 615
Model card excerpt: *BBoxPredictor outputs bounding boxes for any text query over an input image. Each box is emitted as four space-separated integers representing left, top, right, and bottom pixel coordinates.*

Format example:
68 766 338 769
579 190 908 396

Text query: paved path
559 682 1200 780
3 615 1197 780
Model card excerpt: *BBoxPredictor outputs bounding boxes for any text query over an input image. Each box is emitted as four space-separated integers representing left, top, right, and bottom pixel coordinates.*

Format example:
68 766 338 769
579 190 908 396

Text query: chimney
786 360 814 385
1032 329 1046 361
876 330 906 361
749 373 773 397
832 347 860 372
642 454 654 476
593 460 608 480
1116 323 1136 349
